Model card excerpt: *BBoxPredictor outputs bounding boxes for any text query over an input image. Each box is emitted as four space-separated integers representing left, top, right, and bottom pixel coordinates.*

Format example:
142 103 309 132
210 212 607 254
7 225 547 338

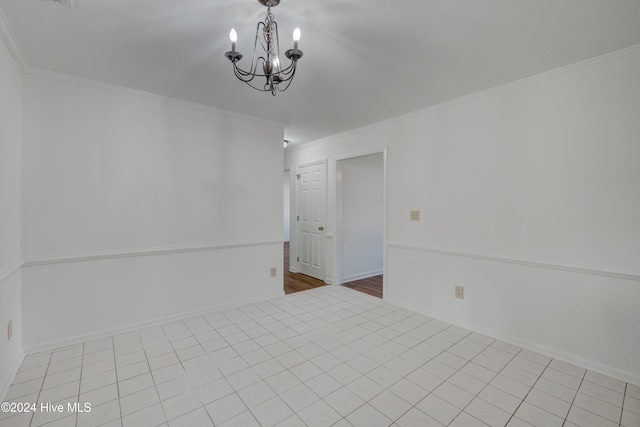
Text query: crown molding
289 43 640 152
0 5 29 70
25 67 286 130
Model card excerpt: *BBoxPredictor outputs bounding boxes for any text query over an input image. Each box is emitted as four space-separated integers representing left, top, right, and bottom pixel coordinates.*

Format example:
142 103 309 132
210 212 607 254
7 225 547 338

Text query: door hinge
297 256 299 262
296 173 301 180
297 215 299 221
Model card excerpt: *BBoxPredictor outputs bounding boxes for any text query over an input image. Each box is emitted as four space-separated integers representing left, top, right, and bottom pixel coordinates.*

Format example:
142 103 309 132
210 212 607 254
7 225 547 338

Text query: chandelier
225 0 303 95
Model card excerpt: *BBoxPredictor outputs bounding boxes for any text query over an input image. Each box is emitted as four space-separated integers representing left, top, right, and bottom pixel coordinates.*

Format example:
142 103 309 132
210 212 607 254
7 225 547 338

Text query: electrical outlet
455 286 464 299
270 267 277 277
410 210 420 221
7 320 12 340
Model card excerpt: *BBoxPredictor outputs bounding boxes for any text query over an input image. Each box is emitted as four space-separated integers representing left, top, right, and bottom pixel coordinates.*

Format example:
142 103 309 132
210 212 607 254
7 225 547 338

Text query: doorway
285 154 384 298
336 152 384 297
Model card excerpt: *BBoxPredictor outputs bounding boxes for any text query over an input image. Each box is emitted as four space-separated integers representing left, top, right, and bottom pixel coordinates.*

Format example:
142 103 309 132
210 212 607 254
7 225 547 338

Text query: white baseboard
386 297 640 387
0 350 25 403
341 269 383 284
24 291 285 355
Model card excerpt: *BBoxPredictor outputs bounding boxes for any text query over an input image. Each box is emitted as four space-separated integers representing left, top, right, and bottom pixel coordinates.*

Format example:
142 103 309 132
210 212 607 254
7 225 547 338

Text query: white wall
0 33 23 400
21 70 285 350
339 153 384 282
286 46 640 385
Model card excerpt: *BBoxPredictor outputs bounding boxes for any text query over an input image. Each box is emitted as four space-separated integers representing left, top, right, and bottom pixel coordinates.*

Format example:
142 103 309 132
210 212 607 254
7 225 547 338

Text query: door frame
290 159 329 282
334 148 387 295
284 168 291 244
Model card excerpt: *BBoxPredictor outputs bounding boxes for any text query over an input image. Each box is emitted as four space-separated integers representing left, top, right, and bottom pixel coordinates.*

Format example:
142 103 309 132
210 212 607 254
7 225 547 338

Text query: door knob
318 226 324 231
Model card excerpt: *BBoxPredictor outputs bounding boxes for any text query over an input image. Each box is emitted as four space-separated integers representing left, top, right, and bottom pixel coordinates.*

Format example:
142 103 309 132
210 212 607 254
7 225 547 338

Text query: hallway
283 242 382 298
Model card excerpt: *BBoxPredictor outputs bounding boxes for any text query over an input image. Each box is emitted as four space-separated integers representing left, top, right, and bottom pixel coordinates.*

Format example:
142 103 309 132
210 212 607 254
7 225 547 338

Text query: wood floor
342 275 383 298
283 242 382 298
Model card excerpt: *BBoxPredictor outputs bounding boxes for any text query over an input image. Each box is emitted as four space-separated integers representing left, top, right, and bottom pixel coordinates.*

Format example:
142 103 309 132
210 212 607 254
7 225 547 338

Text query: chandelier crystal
225 0 303 96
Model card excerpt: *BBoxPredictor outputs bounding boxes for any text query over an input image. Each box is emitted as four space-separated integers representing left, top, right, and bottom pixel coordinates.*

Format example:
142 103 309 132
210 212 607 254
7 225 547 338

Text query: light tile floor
2 286 639 427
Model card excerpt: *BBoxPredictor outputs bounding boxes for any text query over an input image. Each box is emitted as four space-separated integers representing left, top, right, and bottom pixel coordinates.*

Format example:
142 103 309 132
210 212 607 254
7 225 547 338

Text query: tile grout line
333 318 481 424
110 336 123 427
386 310 500 424
560 365 587 427
222 303 343 424
499 348 552 427
452 339 522 427
188 315 225 427
193 314 221 427
74 342 85 427
29 351 53 427
393 330 470 424
232 292 392 424
566 372 628 426
143 325 177 425
202 305 308 426
302 293 416 425
619 382 627 427
142 329 164 427
169 313 262 424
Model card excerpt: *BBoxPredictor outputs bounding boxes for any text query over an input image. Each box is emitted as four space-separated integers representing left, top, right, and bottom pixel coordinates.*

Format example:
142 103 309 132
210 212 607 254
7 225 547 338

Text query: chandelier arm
234 68 252 84
269 63 296 84
246 81 271 92
233 56 298 83
276 75 295 92
235 57 301 79
235 62 279 93
277 62 296 79
256 22 269 57
236 72 273 92
233 62 261 83
249 21 267 78
236 56 292 80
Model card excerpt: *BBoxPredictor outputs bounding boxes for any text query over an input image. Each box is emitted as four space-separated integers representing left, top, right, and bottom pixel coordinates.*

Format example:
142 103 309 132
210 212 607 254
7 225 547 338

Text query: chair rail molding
22 240 282 267
386 242 640 282
0 259 23 284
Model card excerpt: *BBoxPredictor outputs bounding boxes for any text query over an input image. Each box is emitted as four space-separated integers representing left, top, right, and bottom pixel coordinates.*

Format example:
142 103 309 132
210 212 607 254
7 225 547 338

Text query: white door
297 161 326 281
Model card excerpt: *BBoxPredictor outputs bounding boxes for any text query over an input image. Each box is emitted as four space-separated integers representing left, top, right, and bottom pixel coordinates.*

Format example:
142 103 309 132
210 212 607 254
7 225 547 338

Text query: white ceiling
2 0 640 145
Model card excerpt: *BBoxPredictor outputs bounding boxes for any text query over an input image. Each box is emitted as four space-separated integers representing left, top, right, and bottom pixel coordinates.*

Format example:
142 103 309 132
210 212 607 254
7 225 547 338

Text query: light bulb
229 28 237 52
293 27 300 49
